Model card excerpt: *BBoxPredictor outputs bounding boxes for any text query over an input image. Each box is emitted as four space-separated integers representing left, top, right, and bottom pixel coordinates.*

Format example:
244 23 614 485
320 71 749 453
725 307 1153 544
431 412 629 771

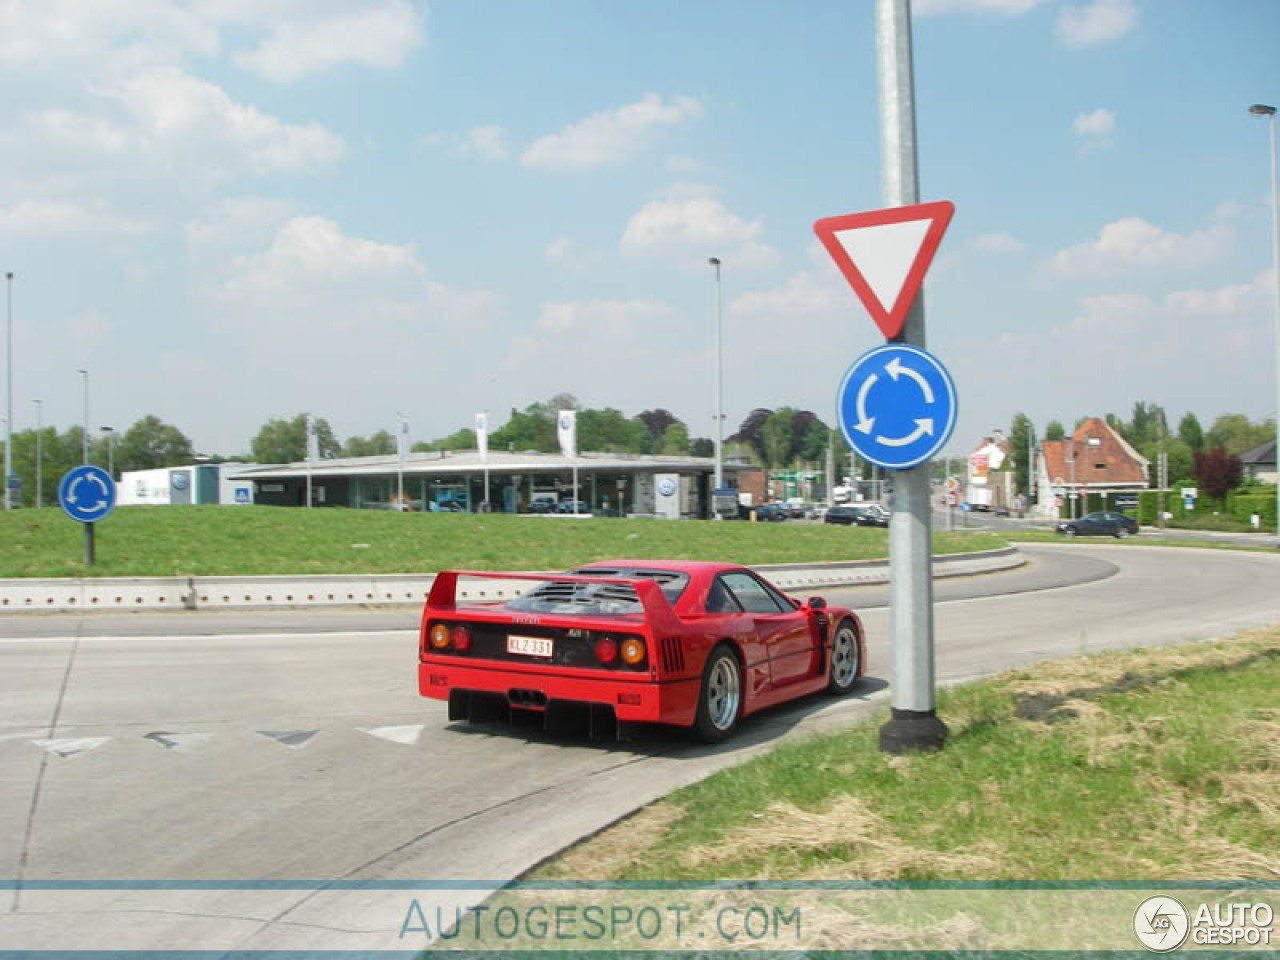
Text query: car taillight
620 636 646 666
453 625 472 651
429 623 451 649
594 636 618 665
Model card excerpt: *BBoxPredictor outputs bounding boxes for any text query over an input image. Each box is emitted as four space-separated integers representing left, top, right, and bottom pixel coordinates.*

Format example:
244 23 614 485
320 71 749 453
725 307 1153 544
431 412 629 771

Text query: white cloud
1072 108 1115 137
621 189 777 267
521 94 703 171
730 271 844 319
1056 0 1138 48
970 232 1025 254
230 0 424 82
102 69 344 174
221 217 422 300
1165 270 1274 316
425 125 509 162
915 0 1045 14
1046 217 1230 277
543 236 602 271
0 199 150 237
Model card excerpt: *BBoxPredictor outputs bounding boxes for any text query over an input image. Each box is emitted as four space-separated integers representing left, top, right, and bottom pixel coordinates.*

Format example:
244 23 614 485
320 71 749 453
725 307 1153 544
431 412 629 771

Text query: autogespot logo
1134 895 1190 952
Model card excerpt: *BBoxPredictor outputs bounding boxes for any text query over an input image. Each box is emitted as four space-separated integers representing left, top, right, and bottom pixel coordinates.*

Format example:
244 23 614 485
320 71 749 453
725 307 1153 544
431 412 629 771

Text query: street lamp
101 426 116 479
4 272 12 510
1249 103 1280 544
77 368 89 463
32 398 42 509
708 257 724 513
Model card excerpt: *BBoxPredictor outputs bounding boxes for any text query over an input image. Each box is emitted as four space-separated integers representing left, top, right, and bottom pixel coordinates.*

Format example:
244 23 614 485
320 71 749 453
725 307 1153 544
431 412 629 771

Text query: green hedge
1227 491 1277 529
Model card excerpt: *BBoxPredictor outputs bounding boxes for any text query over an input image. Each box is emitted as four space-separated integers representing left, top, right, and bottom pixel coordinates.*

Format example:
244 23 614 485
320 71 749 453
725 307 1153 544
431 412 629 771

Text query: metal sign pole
85 522 95 566
875 0 946 753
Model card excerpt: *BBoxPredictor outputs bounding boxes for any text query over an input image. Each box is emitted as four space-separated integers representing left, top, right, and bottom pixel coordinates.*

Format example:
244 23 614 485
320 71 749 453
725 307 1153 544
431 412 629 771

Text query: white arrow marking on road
257 730 318 750
33 737 111 758
877 418 934 448
359 724 424 746
854 373 878 434
886 356 934 404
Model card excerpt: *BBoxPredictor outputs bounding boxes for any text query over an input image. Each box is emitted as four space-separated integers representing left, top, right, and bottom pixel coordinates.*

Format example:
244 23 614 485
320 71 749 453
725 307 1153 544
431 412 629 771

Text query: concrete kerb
0 547 1023 615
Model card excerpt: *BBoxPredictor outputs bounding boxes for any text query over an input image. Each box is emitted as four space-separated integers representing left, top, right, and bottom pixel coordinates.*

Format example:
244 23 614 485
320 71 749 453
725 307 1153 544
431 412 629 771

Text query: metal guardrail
0 548 1023 615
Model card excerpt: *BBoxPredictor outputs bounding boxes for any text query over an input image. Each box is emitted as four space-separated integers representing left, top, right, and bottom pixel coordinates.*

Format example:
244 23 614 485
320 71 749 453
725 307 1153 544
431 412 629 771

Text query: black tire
827 618 861 695
1115 527 1129 539
1063 526 1078 538
693 646 742 743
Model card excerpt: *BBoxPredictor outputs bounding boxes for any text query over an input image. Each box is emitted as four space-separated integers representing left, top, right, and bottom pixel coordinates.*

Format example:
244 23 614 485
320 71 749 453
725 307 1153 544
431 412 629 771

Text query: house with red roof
1036 417 1149 518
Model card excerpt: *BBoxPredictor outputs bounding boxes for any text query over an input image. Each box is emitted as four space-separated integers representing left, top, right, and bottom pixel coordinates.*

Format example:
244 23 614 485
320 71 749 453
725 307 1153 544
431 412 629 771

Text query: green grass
537 629 1280 882
0 506 1005 578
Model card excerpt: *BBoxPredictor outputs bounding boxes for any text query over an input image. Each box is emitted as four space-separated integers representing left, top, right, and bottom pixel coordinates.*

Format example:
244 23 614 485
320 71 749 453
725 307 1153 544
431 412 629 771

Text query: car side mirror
807 596 827 611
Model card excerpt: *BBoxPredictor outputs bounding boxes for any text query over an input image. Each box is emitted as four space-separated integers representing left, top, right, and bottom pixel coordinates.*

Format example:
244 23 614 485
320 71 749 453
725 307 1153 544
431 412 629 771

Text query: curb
0 547 1023 615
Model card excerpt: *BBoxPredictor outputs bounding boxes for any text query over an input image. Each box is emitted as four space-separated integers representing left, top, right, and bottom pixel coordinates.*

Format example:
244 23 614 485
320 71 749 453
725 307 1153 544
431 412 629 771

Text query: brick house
1036 417 1149 518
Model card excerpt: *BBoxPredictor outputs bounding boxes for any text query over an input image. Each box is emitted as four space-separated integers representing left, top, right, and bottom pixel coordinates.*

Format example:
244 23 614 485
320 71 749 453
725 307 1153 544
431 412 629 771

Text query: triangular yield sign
813 200 954 339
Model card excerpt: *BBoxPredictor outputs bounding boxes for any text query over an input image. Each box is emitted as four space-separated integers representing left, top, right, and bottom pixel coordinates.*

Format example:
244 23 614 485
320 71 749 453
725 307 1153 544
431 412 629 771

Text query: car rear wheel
1063 526 1078 538
827 619 860 695
1115 527 1129 539
693 646 741 743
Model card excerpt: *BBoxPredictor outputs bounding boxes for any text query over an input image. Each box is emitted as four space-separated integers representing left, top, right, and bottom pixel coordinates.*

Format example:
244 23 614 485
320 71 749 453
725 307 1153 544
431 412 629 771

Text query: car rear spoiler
425 570 684 635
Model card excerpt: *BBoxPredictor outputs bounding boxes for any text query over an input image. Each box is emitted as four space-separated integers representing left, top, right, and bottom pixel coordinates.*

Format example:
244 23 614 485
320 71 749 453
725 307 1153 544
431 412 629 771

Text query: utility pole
875 0 946 754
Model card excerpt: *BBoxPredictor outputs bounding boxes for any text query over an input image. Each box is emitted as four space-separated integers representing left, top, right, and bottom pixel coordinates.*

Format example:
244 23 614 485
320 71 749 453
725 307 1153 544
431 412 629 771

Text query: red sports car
418 559 866 742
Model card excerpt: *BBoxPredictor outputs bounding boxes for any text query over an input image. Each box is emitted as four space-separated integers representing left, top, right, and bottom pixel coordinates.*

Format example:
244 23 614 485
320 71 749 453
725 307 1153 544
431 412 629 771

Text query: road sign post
58 465 116 566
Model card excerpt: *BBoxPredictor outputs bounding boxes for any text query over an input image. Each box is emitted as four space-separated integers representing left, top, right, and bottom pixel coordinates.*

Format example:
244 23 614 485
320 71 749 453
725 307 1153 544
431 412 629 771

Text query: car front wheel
693 646 741 743
1063 526 1078 538
827 619 861 695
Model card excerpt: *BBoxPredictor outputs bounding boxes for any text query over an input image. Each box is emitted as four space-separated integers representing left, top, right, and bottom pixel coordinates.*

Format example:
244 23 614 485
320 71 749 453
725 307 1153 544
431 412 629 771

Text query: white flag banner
557 409 577 459
475 413 488 461
306 414 319 463
397 415 410 466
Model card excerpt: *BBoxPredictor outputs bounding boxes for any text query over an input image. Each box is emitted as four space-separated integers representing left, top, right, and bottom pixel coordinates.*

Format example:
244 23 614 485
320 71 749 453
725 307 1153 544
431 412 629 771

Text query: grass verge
535 628 1280 882
0 506 1004 578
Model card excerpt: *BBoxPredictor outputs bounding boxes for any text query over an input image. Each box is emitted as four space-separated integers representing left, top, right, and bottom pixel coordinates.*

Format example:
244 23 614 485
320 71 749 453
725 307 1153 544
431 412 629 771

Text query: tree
250 414 339 463
760 409 796 469
1178 412 1204 452
579 408 648 452
1193 448 1243 500
1204 414 1272 457
1045 420 1065 442
342 431 396 458
635 409 679 446
414 428 476 452
689 437 713 457
1008 412 1035 496
658 421 690 455
114 416 194 472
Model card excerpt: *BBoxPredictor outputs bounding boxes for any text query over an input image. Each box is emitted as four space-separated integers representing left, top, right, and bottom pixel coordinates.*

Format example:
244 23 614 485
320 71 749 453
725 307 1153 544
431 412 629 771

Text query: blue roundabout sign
58 465 117 524
836 343 958 470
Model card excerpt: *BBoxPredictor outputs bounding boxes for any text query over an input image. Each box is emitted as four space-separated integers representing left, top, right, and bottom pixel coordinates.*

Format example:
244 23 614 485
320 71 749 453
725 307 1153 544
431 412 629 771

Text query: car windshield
506 567 689 615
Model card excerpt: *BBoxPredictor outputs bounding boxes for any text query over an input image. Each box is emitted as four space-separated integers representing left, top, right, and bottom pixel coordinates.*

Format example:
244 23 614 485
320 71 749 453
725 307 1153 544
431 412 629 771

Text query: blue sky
2 0 1278 458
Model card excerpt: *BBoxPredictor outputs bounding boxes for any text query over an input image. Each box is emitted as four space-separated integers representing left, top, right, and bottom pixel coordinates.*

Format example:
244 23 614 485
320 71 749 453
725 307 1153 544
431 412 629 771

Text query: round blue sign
836 344 958 470
58 465 117 524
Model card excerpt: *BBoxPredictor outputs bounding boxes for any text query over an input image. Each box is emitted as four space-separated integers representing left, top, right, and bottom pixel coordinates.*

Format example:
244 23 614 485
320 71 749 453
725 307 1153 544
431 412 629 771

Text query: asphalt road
3 542 1280 951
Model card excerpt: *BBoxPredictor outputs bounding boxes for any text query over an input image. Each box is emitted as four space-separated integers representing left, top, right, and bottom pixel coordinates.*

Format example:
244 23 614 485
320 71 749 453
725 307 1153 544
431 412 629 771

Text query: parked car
854 504 890 528
784 498 809 519
1056 511 1138 539
555 499 590 514
753 503 788 522
527 496 558 514
824 505 859 525
418 560 867 742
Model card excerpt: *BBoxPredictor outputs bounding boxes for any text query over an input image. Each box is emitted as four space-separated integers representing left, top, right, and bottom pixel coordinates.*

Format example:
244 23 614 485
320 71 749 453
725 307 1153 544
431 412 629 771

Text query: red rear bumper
419 660 699 727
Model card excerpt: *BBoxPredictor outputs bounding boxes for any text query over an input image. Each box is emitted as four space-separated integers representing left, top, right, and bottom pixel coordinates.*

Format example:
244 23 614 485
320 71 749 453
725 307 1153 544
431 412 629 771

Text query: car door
719 572 816 687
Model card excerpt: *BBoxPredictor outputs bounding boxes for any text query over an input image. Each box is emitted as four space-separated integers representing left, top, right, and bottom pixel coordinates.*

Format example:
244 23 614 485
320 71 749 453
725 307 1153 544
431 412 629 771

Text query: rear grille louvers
660 636 685 674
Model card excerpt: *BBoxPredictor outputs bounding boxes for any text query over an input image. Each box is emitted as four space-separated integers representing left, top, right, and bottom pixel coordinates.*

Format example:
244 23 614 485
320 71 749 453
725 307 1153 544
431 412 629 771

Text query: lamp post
101 426 115 479
1249 103 1280 544
32 399 42 509
77 368 89 463
708 257 724 513
4 272 12 510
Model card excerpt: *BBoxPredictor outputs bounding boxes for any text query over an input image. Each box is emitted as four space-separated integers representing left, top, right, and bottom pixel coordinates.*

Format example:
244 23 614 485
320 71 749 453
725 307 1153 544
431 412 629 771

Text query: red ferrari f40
418 560 867 742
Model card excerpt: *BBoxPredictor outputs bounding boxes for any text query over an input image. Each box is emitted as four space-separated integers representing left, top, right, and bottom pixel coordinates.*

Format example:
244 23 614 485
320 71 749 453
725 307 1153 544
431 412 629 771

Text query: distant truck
965 485 993 512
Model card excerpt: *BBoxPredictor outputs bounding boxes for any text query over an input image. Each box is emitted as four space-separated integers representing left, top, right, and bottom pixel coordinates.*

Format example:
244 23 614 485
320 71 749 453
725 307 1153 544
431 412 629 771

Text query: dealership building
229 449 751 518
